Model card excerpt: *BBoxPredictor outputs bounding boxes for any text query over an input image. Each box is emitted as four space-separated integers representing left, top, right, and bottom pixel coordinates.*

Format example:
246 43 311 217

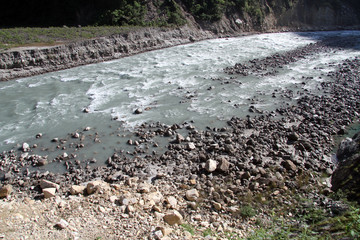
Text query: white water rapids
1 31 360 165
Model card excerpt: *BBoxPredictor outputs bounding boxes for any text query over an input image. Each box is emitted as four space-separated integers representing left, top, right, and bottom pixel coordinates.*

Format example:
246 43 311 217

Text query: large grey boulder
336 131 360 162
331 131 360 202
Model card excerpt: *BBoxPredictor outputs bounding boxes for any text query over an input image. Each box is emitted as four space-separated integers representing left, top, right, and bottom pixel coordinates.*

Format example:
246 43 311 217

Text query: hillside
1 0 360 30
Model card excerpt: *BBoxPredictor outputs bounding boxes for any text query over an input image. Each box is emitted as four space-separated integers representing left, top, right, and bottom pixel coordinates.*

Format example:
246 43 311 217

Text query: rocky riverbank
1 36 360 239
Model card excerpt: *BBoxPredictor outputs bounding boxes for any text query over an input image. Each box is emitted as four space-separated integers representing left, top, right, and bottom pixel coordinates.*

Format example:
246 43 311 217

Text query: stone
0 185 13 198
275 172 284 181
137 182 151 193
153 205 162 213
166 196 177 209
54 219 69 230
282 160 297 171
109 196 118 203
22 142 30 152
40 179 60 190
228 206 239 214
241 171 251 180
213 202 222 211
154 211 165 220
37 158 48 166
217 158 230 172
156 226 172 236
153 230 163 239
86 180 109 195
325 168 333 175
193 214 202 221
36 133 43 138
332 131 360 202
146 192 163 204
186 189 199 201
337 132 360 162
287 132 299 141
163 210 183 225
70 185 86 195
72 132 80 138
187 142 196 150
43 188 56 198
134 108 143 114
63 152 69 158
176 134 185 143
126 205 135 214
235 18 243 25
205 159 217 172
84 126 91 131
189 179 196 185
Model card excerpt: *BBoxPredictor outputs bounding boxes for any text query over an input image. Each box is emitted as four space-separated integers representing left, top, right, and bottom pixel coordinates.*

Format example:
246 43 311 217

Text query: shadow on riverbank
295 31 360 51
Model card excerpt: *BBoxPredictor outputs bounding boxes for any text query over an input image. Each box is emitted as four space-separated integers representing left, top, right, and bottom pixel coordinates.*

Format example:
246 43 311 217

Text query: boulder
40 179 60 190
146 191 163 204
72 132 80 138
176 134 185 144
0 185 13 198
217 157 230 172
134 108 143 114
163 210 183 225
213 201 222 210
185 189 199 201
165 196 178 209
70 185 86 195
22 142 30 152
54 219 69 230
155 226 172 236
336 132 360 162
282 160 297 172
205 159 217 172
332 131 360 202
86 180 110 195
137 183 150 193
37 158 48 166
43 188 56 198
187 142 196 150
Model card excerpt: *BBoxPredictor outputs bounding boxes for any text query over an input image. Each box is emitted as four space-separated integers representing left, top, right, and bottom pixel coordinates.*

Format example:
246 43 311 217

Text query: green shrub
183 0 227 22
96 1 147 26
181 223 196 235
240 205 257 218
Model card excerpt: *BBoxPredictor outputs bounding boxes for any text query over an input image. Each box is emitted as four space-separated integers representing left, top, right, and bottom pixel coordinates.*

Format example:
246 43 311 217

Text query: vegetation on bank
2 0 360 29
1 0 360 50
178 171 360 239
0 26 146 50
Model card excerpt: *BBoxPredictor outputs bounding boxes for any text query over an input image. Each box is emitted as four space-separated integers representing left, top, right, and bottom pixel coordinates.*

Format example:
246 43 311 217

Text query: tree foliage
0 0 359 27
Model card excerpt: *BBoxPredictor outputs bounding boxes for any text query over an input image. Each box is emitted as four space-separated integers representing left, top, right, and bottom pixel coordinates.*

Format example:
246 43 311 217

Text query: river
1 31 360 170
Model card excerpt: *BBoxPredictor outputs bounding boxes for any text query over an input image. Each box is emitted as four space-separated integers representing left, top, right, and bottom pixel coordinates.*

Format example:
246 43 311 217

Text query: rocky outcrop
331 131 360 202
0 26 216 81
276 0 360 29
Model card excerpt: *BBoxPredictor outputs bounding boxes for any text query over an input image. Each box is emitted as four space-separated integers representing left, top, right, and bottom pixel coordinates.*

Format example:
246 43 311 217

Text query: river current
1 31 360 168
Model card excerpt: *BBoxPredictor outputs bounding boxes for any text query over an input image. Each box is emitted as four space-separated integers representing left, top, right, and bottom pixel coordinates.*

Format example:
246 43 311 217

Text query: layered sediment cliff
0 27 216 81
